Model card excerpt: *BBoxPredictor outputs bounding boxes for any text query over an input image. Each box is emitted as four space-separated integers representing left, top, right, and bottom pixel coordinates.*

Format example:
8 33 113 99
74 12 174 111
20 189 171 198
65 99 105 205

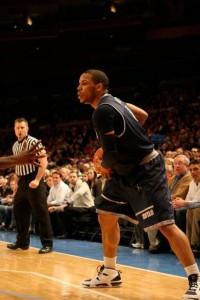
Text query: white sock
104 256 117 269
184 263 199 277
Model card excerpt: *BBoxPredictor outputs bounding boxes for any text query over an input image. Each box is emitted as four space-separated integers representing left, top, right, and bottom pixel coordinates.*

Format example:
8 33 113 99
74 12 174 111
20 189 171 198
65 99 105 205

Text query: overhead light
26 16 33 26
110 3 117 13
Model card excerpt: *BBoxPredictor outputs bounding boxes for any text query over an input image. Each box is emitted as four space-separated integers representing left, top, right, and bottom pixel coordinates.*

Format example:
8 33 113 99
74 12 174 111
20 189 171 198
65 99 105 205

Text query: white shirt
68 179 94 208
47 180 71 206
185 180 200 208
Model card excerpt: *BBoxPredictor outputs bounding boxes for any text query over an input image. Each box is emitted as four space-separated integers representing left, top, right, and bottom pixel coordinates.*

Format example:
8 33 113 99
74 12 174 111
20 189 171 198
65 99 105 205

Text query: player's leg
99 213 120 258
160 223 196 266
82 171 139 288
160 224 200 300
136 153 200 300
82 213 122 287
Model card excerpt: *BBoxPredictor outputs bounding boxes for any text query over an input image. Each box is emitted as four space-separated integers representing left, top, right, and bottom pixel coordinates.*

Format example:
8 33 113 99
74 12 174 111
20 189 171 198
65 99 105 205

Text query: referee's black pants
13 173 53 247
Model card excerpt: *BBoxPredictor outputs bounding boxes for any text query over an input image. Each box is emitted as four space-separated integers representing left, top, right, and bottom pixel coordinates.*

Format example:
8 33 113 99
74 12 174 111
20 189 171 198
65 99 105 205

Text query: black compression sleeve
93 105 120 168
93 105 116 134
101 134 118 168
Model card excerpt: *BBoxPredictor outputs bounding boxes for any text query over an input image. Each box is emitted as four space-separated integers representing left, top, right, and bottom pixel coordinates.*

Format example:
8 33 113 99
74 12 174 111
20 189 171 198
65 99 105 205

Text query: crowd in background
0 146 199 248
0 82 199 168
0 81 199 251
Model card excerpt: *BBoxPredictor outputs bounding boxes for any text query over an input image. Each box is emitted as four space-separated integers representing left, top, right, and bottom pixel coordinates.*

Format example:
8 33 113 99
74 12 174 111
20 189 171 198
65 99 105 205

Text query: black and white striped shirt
12 135 41 176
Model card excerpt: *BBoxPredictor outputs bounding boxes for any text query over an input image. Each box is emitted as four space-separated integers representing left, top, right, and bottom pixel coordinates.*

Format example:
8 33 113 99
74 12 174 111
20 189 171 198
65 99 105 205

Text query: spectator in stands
150 154 192 253
165 157 174 182
47 170 70 207
131 224 145 249
45 174 53 191
169 154 192 232
172 160 200 255
0 176 11 198
0 173 18 230
49 170 94 238
59 166 71 185
47 170 71 236
191 148 200 161
85 167 103 198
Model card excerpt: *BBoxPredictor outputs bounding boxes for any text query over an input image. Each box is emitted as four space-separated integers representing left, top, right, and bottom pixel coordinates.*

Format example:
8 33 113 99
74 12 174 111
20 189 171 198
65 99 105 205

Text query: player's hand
16 140 46 166
93 147 112 178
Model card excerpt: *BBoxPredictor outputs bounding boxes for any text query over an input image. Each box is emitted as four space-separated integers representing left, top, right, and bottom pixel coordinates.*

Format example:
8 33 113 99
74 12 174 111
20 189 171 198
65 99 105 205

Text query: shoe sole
182 297 200 300
82 281 122 288
182 294 200 300
7 247 29 250
38 250 53 254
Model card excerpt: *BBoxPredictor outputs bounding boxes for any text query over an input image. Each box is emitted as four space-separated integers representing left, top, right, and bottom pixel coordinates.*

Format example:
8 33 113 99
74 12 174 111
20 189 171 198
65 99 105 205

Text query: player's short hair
84 69 109 89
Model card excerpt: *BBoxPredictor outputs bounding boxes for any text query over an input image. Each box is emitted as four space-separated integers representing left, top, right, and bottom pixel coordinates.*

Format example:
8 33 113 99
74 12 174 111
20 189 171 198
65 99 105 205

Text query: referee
7 117 53 254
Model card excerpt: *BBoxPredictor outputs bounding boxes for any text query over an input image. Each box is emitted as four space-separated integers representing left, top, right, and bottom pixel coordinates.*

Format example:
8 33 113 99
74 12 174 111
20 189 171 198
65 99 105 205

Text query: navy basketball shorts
95 154 175 231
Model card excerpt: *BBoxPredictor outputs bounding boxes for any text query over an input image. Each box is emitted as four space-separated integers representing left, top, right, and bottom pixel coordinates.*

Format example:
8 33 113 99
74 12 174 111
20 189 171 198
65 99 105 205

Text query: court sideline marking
0 269 122 300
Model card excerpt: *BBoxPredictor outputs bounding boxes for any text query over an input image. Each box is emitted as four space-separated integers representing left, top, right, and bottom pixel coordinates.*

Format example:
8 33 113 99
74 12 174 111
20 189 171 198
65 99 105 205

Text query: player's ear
96 82 104 92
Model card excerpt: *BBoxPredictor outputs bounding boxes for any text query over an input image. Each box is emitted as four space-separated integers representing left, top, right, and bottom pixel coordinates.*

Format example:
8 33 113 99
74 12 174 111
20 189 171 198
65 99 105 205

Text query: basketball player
77 69 200 300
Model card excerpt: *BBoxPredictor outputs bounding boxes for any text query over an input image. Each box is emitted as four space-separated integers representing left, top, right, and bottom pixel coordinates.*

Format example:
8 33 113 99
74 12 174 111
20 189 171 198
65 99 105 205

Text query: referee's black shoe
7 243 29 250
38 246 52 254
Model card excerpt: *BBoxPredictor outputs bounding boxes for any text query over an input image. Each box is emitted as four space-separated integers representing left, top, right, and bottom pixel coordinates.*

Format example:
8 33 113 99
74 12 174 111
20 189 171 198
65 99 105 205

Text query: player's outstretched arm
0 140 46 169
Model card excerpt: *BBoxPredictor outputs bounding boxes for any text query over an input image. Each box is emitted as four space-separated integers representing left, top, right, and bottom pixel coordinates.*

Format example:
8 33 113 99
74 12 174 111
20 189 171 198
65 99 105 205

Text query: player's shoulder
95 101 117 115
93 105 117 124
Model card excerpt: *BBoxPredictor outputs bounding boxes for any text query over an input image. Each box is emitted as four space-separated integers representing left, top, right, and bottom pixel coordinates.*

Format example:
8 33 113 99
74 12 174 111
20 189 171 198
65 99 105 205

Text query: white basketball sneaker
182 274 200 300
82 265 122 288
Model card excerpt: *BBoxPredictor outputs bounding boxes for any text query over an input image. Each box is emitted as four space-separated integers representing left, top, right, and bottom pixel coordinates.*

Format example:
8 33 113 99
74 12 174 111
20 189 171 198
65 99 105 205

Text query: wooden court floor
0 242 187 300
